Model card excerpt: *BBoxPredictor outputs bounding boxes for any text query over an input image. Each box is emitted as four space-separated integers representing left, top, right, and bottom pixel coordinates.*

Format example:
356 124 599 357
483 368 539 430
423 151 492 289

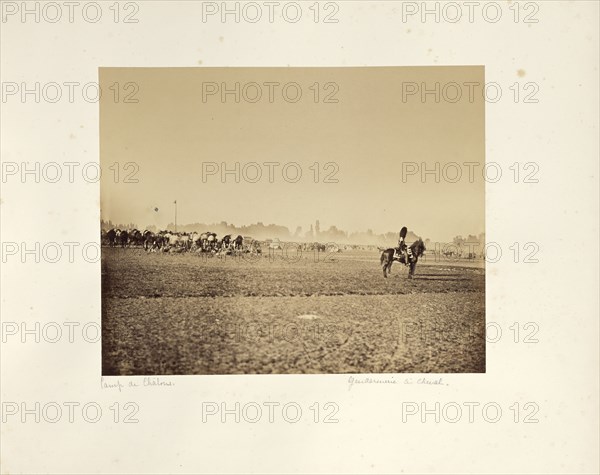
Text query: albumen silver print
100 66 486 375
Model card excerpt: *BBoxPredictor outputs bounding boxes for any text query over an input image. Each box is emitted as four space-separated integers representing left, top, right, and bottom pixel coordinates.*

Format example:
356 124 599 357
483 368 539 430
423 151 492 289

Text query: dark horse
380 239 426 279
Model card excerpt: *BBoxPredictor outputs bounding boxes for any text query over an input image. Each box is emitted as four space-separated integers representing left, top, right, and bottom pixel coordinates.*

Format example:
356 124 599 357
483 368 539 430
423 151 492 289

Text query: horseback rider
396 226 412 266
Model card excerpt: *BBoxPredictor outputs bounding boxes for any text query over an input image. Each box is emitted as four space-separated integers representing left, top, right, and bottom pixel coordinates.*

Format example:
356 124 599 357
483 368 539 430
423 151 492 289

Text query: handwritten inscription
101 377 175 392
348 375 447 391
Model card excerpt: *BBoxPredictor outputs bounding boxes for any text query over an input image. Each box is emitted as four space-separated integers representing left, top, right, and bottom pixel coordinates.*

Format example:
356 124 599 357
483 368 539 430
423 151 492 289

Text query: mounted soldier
381 227 426 279
395 226 412 266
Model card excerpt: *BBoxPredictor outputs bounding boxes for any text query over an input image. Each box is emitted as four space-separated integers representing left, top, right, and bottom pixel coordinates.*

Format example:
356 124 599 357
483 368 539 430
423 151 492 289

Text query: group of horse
103 229 249 254
102 227 427 279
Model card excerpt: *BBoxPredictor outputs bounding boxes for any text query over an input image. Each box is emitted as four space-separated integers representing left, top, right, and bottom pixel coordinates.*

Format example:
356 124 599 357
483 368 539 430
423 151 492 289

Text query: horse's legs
385 257 394 278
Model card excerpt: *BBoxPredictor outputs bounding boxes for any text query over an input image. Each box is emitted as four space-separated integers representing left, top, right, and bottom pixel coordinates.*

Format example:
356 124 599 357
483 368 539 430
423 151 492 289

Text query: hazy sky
100 67 484 242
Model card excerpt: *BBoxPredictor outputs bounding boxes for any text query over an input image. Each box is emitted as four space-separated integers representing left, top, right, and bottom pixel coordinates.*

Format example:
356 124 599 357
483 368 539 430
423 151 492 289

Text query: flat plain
101 248 485 375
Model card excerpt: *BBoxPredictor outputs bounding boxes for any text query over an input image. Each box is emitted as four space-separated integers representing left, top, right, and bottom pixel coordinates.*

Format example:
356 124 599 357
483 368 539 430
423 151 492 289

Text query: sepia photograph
100 66 486 375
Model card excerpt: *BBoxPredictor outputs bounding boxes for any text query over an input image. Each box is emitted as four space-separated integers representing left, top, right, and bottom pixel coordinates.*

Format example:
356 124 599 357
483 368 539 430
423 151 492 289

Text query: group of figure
103 229 252 254
103 226 425 276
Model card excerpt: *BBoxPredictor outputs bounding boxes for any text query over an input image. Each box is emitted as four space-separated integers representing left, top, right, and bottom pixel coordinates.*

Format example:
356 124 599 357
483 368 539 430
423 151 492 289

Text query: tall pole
174 200 177 232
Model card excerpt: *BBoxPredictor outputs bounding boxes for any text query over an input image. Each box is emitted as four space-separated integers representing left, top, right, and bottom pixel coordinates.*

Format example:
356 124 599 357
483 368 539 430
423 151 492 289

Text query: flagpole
174 200 177 232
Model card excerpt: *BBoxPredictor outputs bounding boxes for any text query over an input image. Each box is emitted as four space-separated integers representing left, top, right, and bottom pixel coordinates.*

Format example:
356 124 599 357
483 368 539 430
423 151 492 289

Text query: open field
102 248 485 375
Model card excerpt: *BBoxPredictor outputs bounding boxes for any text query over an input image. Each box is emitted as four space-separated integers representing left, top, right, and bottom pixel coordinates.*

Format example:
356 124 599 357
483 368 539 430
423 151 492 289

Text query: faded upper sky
100 67 484 242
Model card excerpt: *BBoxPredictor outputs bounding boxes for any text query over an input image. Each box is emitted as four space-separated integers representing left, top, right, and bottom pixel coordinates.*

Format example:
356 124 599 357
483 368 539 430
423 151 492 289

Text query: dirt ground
101 248 485 375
